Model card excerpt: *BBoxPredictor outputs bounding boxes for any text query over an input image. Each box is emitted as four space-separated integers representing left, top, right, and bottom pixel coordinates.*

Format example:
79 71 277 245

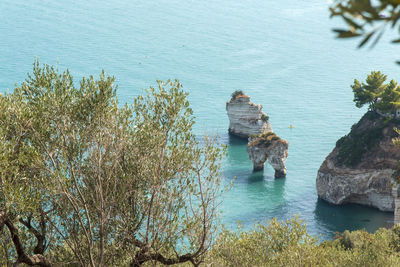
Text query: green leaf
333 29 361 38
370 29 385 48
358 31 375 47
343 15 362 30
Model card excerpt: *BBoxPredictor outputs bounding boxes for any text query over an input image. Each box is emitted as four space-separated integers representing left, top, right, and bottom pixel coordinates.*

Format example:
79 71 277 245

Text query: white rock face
226 95 272 138
316 111 400 212
247 137 289 178
317 154 395 211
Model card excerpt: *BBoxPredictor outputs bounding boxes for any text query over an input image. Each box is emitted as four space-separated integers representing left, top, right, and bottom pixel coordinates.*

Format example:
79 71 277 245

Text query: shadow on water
225 165 282 184
227 134 248 146
225 134 252 171
224 170 288 227
247 170 264 183
313 198 393 239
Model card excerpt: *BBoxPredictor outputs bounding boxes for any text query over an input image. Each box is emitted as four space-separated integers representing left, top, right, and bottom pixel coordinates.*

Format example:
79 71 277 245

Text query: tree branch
19 213 46 255
4 214 52 267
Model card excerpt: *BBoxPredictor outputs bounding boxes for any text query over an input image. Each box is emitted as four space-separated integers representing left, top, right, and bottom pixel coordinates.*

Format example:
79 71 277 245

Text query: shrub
206 217 400 267
336 124 385 166
261 114 269 122
248 132 280 148
207 217 317 267
258 132 276 138
231 90 244 100
0 62 225 266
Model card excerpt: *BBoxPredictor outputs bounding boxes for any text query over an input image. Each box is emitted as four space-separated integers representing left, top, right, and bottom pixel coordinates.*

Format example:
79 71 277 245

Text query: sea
1 0 399 240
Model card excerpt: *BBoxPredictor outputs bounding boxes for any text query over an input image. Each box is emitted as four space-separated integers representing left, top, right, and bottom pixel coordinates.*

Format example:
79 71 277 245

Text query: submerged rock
226 93 272 139
247 132 289 178
316 111 400 211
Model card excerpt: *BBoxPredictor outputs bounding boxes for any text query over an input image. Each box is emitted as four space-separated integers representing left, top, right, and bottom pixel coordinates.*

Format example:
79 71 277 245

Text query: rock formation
247 132 289 178
316 111 400 211
226 93 272 138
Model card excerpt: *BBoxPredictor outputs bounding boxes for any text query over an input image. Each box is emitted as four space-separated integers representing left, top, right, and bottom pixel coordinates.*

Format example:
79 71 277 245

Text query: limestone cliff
316 111 400 211
226 94 272 138
247 132 289 178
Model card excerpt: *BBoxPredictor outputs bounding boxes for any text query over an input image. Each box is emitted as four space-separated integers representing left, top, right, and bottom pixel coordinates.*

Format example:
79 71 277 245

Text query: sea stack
226 91 272 138
247 132 289 178
316 111 400 211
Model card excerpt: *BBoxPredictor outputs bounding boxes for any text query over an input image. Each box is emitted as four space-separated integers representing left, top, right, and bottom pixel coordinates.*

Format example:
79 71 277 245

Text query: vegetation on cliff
248 132 284 148
261 114 269 122
335 112 389 166
334 71 400 167
230 90 245 101
351 71 400 114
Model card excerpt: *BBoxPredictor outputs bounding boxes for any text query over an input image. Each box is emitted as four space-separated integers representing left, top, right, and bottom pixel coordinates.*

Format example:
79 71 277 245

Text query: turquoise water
1 0 399 240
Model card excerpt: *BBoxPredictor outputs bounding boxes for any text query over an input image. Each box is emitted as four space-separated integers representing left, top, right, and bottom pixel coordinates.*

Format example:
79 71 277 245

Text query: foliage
351 71 400 113
352 71 387 109
230 90 244 100
376 79 400 113
261 114 269 122
206 217 400 267
340 71 400 167
330 0 400 61
207 217 317 267
394 126 400 145
336 120 385 166
0 61 225 266
249 132 280 148
392 127 400 182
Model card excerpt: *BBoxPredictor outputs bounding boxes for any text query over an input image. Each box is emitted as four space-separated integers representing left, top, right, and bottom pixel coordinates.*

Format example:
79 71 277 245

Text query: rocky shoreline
247 133 289 178
226 91 288 177
316 111 400 211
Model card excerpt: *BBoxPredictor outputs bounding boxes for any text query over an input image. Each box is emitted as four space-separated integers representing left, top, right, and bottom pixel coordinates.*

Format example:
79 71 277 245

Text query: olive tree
330 0 400 63
331 1 400 45
0 61 225 266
